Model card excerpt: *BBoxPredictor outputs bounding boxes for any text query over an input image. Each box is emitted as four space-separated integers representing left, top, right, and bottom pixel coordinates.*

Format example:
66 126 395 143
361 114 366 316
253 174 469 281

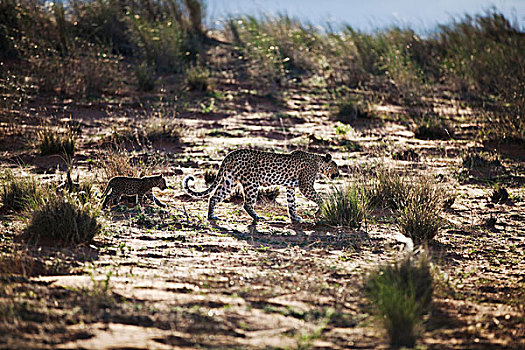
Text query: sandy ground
1 46 524 350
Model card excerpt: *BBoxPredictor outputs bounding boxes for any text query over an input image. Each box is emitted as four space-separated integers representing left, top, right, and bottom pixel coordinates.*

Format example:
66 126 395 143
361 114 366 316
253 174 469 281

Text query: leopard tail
100 182 112 198
183 164 225 197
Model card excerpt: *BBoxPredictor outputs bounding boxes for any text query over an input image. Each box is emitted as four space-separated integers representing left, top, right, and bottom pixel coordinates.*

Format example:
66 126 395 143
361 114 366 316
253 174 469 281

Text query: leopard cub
101 174 167 209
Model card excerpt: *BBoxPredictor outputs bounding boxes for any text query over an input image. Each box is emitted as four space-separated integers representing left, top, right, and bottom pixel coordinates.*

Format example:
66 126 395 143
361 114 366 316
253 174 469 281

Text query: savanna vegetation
0 0 524 348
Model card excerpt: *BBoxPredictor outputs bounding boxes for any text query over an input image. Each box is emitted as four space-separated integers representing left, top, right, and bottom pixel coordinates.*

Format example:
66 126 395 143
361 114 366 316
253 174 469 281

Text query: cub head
320 154 339 180
155 175 168 190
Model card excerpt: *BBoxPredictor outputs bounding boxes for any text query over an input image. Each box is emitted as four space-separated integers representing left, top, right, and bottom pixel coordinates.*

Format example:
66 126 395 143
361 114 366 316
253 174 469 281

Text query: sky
206 0 525 34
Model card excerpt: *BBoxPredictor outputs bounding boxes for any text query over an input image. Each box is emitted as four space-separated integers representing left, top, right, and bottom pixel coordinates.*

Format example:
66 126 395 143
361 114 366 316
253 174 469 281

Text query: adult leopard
183 149 339 224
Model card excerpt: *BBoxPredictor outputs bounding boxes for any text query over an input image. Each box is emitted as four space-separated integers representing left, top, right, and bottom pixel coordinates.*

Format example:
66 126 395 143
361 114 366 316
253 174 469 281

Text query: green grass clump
365 255 433 348
134 63 156 92
185 64 211 91
370 168 446 211
38 128 75 157
25 195 100 245
320 183 368 228
398 199 443 243
1 170 41 212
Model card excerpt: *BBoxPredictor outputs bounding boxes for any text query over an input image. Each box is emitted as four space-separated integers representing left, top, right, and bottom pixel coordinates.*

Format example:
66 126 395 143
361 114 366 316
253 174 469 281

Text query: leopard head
320 154 339 180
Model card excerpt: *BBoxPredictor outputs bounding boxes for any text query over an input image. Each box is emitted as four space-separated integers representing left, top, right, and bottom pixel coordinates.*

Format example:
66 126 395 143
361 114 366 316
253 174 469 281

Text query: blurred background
207 0 524 33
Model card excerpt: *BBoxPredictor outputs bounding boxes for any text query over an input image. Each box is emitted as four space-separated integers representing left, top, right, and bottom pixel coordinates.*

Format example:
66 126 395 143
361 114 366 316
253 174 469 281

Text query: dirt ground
1 45 524 350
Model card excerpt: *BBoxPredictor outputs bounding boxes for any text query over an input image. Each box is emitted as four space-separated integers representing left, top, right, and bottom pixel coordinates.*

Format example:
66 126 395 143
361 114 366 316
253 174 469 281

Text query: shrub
320 183 368 228
25 195 100 245
365 255 433 348
335 96 373 123
38 128 75 157
98 151 140 182
462 151 502 169
257 187 279 204
226 17 287 90
134 63 156 92
414 115 454 140
398 199 443 243
1 170 41 212
98 150 162 183
462 151 504 178
143 118 183 143
204 168 216 185
370 168 446 211
57 169 98 206
185 64 211 91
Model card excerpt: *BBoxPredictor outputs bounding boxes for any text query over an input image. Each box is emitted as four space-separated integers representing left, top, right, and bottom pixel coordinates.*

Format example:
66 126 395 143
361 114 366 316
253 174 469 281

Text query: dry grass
398 199 443 243
97 150 161 183
38 128 75 157
1 170 42 212
24 194 100 245
369 168 447 211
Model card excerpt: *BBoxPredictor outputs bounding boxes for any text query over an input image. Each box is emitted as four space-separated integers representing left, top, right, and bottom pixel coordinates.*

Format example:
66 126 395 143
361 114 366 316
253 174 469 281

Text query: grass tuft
365 254 433 348
462 151 501 169
185 64 211 91
320 183 368 228
335 96 374 123
414 115 454 140
398 199 443 243
134 63 156 92
1 170 42 212
24 195 100 245
38 128 75 157
370 168 446 211
143 118 184 143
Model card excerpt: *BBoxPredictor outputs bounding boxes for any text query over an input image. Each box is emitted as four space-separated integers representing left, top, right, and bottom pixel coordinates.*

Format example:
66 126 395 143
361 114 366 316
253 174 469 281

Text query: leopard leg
208 173 234 221
286 187 302 223
299 183 323 215
137 193 145 207
242 183 262 224
101 194 112 208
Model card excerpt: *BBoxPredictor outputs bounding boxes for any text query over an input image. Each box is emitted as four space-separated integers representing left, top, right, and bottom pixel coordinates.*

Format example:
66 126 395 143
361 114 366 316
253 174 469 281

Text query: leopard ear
325 154 332 162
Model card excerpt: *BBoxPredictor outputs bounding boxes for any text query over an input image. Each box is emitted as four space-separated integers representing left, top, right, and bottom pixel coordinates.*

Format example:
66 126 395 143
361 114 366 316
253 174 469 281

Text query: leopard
101 174 167 209
183 149 339 224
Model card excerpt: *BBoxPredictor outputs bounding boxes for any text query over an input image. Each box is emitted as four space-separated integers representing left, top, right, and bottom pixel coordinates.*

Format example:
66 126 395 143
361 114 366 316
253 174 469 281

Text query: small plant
257 187 279 204
24 195 100 245
134 63 156 92
490 185 509 204
320 183 368 228
335 96 373 123
462 151 504 178
204 169 217 185
414 115 454 140
462 151 502 169
143 118 183 143
1 170 41 212
392 149 420 161
200 99 215 114
38 128 75 157
185 64 211 91
365 254 433 348
398 199 443 243
334 122 356 138
370 168 446 211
